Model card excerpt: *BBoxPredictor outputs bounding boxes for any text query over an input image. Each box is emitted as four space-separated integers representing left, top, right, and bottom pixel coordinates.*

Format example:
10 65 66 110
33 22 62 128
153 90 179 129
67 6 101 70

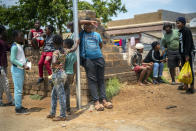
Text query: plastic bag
178 62 193 84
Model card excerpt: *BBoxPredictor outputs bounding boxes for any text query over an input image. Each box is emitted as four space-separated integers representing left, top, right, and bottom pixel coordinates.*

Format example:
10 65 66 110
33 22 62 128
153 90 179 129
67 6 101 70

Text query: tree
0 0 127 34
91 0 127 23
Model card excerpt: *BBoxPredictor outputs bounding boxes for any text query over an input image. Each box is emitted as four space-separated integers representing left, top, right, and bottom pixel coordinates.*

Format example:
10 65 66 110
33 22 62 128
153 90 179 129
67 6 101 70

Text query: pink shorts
134 65 146 73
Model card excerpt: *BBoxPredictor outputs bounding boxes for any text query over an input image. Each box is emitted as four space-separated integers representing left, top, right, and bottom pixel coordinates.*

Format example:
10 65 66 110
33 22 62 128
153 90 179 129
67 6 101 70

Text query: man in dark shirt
0 25 14 106
176 17 195 94
143 41 165 84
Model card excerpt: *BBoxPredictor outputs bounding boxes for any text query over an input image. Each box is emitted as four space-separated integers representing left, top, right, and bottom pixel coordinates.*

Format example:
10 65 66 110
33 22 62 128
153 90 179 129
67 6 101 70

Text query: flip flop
103 102 113 109
94 104 104 111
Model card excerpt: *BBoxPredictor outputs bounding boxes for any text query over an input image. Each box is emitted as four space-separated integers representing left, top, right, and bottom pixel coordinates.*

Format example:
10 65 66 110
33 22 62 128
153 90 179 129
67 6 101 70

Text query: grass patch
30 94 44 100
161 76 170 84
147 77 153 83
164 63 169 71
106 78 121 101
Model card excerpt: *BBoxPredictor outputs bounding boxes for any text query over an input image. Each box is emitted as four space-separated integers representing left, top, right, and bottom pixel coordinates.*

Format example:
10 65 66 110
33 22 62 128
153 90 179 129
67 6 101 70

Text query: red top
30 29 43 39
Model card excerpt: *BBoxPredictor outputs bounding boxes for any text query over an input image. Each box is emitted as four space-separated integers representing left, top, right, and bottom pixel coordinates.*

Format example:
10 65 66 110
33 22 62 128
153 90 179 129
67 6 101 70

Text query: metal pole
73 0 81 109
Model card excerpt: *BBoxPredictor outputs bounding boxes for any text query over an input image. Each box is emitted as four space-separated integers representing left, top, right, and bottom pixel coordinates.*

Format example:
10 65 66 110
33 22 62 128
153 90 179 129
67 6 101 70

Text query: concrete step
102 45 120 53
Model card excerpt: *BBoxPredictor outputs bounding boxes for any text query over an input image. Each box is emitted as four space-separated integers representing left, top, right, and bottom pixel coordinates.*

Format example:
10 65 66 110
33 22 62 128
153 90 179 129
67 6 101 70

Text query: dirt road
0 83 196 131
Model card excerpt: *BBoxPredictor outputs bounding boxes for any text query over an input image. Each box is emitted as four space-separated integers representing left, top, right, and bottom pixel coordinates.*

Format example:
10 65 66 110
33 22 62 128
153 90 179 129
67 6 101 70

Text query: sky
2 0 196 20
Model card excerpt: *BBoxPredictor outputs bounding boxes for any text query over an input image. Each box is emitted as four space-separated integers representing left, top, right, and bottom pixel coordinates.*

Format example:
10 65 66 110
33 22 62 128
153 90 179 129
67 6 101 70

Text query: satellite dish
190 18 196 27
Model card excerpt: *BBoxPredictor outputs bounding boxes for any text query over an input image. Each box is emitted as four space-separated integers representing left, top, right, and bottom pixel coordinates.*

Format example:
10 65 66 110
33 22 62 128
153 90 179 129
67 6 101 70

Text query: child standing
143 41 165 84
10 30 30 114
130 43 153 86
47 35 67 121
63 39 77 115
0 25 14 106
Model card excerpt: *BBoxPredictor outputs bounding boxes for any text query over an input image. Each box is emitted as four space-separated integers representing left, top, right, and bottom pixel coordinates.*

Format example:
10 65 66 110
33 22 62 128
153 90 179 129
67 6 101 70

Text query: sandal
143 80 150 85
53 116 66 121
94 103 104 111
47 114 55 119
103 102 113 109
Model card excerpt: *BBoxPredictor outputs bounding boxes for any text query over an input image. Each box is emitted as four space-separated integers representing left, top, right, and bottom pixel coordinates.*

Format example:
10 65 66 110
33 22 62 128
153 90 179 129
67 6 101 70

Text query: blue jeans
50 71 66 117
153 63 164 78
11 66 24 109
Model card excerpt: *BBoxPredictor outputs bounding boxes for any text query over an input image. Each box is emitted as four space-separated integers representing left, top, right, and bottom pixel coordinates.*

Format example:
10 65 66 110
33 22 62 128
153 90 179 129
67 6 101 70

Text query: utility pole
73 0 81 109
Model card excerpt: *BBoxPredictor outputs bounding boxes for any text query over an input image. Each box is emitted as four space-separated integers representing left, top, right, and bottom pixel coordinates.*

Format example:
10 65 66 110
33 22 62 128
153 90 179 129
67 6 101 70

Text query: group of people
0 19 113 121
131 17 195 94
0 16 194 121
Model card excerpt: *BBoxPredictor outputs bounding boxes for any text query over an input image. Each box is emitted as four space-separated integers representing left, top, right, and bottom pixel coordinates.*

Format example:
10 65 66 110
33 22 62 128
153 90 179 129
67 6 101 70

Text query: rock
61 123 66 127
166 105 177 109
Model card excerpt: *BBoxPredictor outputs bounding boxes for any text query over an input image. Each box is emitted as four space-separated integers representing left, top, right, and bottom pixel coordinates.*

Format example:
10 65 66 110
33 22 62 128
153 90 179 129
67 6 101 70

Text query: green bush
106 78 121 100
30 94 44 100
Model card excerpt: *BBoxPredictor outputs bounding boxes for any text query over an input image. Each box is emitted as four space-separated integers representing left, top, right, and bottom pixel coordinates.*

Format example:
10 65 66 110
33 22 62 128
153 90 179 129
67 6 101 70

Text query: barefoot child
10 30 30 114
63 39 77 115
47 35 67 121
130 43 152 86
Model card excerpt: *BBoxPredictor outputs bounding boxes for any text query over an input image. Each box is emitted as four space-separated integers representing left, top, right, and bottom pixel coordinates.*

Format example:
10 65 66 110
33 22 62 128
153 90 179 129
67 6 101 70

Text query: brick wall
7 44 137 101
6 10 137 102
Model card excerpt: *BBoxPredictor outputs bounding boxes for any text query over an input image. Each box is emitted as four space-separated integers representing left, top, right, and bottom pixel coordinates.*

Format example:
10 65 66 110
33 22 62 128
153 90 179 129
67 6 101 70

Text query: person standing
63 39 77 115
79 23 113 111
176 17 195 94
0 25 14 106
10 30 30 114
161 23 181 85
37 25 55 83
47 35 67 121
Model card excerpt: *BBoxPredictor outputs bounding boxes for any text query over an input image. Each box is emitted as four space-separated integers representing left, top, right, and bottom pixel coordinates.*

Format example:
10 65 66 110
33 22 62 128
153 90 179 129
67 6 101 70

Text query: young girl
47 35 67 121
10 30 29 114
37 25 55 83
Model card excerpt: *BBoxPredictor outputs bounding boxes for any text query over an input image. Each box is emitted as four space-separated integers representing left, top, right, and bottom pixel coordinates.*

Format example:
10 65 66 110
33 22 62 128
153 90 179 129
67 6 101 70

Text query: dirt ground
0 80 196 131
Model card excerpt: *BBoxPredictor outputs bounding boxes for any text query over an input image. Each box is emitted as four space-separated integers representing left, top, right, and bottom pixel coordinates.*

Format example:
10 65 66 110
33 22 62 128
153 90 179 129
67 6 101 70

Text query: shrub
106 78 121 101
30 94 44 100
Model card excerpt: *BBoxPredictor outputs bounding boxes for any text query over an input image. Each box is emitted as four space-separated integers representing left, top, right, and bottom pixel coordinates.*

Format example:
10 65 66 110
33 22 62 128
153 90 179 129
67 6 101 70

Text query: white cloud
121 0 172 9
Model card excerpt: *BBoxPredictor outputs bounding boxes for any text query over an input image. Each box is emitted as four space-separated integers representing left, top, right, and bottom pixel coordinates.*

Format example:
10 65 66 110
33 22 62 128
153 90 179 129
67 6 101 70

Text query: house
106 10 196 45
